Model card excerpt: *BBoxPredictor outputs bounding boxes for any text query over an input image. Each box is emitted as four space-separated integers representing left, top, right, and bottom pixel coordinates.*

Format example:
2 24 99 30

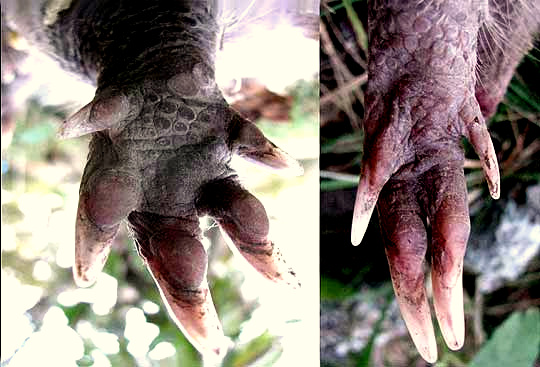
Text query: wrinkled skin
351 0 539 362
71 82 301 356
2 0 303 357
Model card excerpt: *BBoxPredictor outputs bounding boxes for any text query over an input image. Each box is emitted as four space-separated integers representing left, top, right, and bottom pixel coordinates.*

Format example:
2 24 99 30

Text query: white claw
433 269 465 351
351 179 379 246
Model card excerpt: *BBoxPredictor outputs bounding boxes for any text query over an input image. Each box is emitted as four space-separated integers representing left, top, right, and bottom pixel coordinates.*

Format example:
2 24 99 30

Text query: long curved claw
352 96 412 246
378 180 437 363
428 165 470 351
196 177 300 288
74 194 118 288
351 172 382 246
74 170 140 287
153 275 226 357
462 107 500 199
127 212 227 357
434 267 465 350
467 118 500 199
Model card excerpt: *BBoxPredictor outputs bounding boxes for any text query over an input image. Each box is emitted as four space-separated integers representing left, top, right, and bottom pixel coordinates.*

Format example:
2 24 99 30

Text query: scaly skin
351 0 538 362
358 3 498 361
21 0 305 357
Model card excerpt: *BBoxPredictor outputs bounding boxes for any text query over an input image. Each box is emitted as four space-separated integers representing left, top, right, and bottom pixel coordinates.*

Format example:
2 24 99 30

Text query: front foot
350 3 504 360
352 84 500 362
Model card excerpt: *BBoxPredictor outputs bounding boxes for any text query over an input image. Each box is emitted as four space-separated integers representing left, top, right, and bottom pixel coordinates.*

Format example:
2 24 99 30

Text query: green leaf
320 277 356 301
342 0 368 53
222 331 281 367
320 179 359 192
507 79 540 113
321 132 363 154
321 0 365 16
469 308 540 367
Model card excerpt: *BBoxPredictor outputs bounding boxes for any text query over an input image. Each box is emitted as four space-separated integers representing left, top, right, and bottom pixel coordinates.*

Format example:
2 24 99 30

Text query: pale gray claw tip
351 180 378 246
351 209 373 246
